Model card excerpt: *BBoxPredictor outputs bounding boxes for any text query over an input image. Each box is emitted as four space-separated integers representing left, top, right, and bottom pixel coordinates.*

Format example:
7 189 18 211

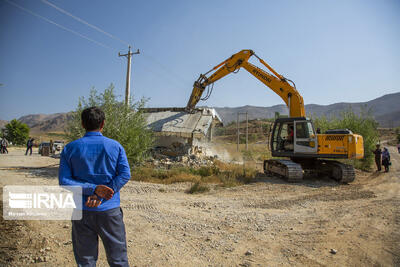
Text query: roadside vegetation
2 119 30 145
314 108 379 171
187 182 210 194
66 84 153 165
132 160 258 190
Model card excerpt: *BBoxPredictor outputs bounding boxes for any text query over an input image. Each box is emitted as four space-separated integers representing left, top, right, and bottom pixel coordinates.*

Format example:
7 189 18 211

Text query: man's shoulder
65 135 123 152
64 138 82 151
102 136 123 148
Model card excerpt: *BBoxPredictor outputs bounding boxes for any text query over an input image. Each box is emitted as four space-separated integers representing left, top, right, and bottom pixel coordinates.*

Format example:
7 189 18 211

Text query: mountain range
1 92 399 132
17 113 73 133
214 92 400 127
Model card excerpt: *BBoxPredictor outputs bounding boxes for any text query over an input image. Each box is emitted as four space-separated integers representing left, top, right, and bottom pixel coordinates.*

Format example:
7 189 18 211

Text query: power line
41 0 131 47
138 61 188 93
4 0 113 50
141 53 191 87
5 0 192 94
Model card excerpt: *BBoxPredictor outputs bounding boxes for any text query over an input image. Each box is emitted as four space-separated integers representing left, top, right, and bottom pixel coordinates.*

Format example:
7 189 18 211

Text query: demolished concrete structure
142 107 222 157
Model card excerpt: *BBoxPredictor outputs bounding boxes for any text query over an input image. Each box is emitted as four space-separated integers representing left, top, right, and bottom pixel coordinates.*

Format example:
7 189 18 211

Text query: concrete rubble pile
142 107 223 168
149 154 219 169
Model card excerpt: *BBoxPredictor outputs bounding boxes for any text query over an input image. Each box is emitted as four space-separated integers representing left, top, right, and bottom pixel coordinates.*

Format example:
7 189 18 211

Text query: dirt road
0 147 399 266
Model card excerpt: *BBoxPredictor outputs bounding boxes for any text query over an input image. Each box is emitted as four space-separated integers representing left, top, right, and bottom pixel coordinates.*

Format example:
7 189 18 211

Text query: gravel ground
0 147 399 266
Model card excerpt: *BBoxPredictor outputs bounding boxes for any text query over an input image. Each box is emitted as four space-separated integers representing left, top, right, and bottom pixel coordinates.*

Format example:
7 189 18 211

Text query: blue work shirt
58 131 131 211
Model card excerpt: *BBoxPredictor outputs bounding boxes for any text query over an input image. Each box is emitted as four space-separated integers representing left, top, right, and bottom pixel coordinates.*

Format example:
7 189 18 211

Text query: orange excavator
186 49 363 182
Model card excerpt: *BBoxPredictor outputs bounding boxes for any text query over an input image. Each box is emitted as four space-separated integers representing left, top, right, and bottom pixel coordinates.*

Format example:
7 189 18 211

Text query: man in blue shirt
59 106 131 267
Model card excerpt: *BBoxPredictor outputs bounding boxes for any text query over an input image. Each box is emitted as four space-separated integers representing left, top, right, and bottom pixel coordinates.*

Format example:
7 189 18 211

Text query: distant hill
215 92 400 126
0 120 8 130
214 104 288 125
306 92 400 118
18 112 73 133
375 110 400 128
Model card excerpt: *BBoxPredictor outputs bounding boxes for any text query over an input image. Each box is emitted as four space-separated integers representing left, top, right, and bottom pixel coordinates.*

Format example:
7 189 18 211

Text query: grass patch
46 132 68 139
186 182 209 194
131 160 259 187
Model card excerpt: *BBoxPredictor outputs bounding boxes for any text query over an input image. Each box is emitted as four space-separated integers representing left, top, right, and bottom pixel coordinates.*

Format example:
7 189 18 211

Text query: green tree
314 107 379 170
395 127 400 143
66 84 154 165
4 119 30 145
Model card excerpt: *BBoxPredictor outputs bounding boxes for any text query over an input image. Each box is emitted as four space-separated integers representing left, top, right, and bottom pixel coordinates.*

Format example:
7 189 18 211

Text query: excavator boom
186 49 305 117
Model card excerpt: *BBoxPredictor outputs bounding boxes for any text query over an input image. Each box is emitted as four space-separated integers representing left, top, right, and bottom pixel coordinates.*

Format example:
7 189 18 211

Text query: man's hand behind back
95 185 114 200
85 195 102 208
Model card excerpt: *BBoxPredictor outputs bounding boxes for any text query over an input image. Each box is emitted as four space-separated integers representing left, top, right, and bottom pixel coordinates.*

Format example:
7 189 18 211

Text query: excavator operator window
284 123 294 151
295 121 315 139
271 122 295 152
280 124 288 140
296 122 308 138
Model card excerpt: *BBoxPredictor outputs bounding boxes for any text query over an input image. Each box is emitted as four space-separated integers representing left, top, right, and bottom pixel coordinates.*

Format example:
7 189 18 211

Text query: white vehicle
53 140 65 152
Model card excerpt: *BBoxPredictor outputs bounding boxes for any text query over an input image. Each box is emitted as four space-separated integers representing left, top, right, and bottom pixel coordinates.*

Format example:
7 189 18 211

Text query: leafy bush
396 127 400 143
313 107 379 170
66 84 154 165
214 127 225 136
4 119 30 145
186 182 209 194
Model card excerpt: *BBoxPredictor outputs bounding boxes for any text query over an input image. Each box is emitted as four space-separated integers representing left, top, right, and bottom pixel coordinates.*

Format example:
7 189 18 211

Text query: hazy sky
1 0 399 120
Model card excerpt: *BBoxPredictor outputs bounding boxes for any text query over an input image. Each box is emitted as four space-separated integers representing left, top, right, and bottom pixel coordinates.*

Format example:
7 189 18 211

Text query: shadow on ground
14 166 59 180
251 173 341 188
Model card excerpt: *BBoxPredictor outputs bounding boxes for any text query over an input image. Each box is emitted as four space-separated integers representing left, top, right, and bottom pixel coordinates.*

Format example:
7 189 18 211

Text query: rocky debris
152 142 191 158
19 247 51 264
63 240 72 245
149 151 218 169
330 248 337 254
245 250 253 256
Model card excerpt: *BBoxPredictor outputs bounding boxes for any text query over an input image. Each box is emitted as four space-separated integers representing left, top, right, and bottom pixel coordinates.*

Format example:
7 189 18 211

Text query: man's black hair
81 107 105 131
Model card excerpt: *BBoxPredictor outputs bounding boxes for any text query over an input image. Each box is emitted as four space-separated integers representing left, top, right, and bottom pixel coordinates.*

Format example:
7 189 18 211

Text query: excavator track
264 159 303 182
320 160 355 183
264 159 355 184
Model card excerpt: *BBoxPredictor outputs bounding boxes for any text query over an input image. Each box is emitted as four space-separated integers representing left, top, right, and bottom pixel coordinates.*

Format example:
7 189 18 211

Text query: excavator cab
270 117 318 158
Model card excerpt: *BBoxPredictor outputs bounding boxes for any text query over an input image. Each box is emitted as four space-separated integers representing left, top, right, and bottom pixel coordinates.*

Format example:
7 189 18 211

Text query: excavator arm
186 49 305 117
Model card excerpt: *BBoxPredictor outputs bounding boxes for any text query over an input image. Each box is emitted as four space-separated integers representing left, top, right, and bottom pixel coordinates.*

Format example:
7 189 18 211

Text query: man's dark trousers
72 207 129 267
25 146 32 155
375 158 381 171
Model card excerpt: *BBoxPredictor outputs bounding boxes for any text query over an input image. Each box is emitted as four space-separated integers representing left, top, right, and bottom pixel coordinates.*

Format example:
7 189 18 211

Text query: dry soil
0 147 399 266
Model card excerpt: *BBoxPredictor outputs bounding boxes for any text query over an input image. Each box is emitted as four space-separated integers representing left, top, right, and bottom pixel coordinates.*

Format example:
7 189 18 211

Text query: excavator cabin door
293 120 318 154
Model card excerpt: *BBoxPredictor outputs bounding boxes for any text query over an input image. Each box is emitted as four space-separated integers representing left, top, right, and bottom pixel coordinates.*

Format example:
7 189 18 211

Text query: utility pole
237 112 249 151
237 113 240 152
119 45 140 106
246 112 248 150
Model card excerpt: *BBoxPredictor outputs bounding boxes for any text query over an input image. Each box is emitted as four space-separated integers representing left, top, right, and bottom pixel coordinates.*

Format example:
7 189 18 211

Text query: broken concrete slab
142 107 222 138
141 107 222 157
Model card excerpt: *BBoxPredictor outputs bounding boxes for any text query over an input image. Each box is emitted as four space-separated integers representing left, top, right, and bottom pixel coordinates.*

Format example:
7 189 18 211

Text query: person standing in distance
25 137 34 155
372 144 382 172
382 147 391 173
59 107 131 267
